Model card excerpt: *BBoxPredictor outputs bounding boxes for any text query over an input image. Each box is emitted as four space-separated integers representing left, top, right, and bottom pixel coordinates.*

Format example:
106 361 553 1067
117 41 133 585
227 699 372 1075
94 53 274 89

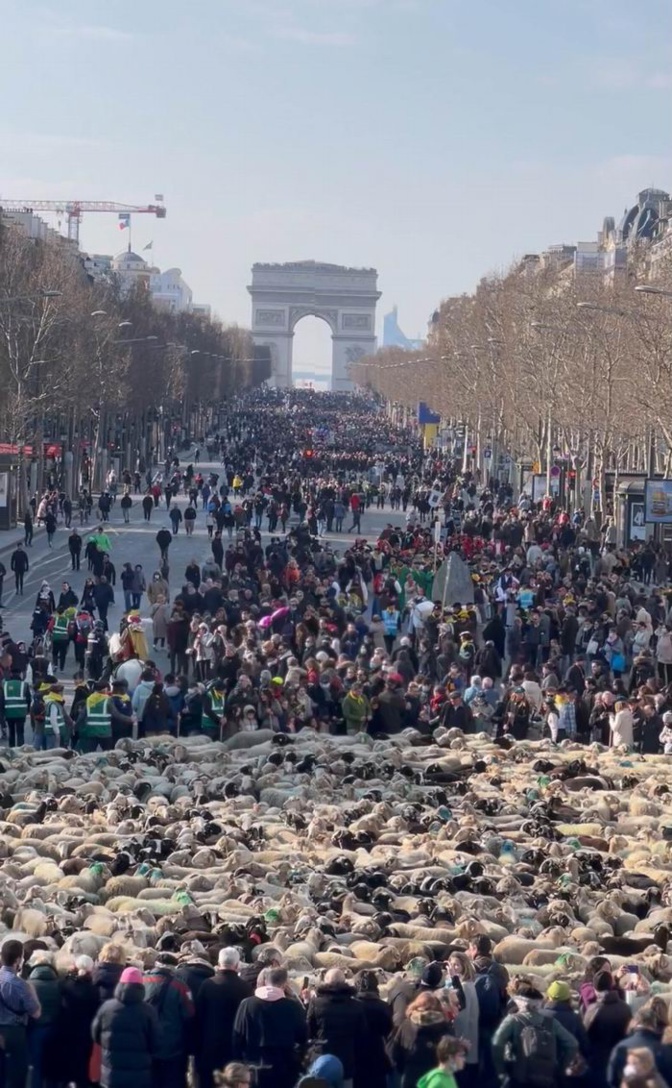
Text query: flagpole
128 215 132 254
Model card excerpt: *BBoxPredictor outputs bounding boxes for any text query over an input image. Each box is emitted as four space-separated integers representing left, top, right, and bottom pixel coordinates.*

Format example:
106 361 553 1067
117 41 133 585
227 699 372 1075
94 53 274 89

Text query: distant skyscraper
383 305 423 349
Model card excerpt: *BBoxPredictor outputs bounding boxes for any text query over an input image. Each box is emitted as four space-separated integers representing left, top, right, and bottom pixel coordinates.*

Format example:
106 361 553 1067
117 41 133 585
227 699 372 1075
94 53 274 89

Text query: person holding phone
0 940 41 1088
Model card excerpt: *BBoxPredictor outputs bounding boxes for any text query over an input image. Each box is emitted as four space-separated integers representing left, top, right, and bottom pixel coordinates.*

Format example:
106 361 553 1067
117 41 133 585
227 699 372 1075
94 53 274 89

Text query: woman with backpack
492 980 578 1088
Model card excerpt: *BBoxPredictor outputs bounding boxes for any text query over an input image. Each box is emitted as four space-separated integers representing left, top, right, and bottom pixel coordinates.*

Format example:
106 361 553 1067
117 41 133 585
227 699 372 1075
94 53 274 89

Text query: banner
645 479 672 523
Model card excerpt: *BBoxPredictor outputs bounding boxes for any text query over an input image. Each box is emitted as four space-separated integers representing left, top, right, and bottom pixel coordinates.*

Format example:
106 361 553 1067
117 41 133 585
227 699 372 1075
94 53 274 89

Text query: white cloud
646 72 672 90
0 133 103 154
589 58 672 91
271 27 357 45
48 25 133 42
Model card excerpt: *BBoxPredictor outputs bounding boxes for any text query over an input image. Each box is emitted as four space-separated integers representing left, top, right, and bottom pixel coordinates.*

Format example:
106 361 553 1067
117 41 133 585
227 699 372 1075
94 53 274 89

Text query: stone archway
248 260 380 389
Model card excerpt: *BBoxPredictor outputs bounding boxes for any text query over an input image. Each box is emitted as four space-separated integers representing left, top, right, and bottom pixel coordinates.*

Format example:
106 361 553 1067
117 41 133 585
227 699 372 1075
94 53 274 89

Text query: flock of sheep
2 726 672 996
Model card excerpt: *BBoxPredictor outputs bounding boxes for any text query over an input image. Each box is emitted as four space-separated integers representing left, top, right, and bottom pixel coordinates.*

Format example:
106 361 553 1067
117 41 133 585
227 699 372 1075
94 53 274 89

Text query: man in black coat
142 956 194 1088
10 544 29 595
232 966 307 1088
156 527 172 561
174 941 215 1001
68 529 83 571
306 968 368 1088
92 577 114 631
194 948 252 1088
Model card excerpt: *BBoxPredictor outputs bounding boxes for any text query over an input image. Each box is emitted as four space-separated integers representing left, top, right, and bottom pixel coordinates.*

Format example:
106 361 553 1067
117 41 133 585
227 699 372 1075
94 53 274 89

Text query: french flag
118 213 130 230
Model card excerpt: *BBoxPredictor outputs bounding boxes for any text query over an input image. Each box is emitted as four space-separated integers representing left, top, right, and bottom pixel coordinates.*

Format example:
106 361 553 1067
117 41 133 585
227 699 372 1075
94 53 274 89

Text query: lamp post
0 290 62 305
634 285 672 298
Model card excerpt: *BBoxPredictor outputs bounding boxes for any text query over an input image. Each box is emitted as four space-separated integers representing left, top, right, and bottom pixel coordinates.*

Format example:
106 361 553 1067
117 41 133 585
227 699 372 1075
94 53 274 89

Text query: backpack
30 690 45 723
511 1011 558 1088
474 964 502 1028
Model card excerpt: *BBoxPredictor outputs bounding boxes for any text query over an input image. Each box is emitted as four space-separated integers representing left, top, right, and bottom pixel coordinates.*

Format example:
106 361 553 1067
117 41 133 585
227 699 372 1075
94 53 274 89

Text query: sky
2 0 671 376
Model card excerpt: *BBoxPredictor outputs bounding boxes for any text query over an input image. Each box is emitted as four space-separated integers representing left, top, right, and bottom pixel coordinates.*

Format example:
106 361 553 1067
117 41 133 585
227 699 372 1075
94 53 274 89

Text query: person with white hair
195 948 253 1088
55 954 100 1088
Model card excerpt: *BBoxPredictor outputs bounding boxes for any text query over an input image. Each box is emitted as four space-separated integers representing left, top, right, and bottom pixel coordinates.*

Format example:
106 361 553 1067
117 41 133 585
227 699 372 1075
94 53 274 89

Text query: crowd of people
8 927 672 1088
0 390 672 1088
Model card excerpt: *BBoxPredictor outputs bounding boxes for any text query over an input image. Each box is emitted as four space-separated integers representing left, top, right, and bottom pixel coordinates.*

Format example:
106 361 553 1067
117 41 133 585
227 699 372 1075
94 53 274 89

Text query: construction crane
0 198 166 245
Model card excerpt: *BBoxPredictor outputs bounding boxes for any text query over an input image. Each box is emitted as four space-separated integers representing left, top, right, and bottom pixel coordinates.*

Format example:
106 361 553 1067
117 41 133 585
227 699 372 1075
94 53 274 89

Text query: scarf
87 691 109 710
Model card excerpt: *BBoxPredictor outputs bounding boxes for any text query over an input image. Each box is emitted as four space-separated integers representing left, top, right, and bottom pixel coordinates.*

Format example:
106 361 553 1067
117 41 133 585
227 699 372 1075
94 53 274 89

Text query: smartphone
626 965 639 974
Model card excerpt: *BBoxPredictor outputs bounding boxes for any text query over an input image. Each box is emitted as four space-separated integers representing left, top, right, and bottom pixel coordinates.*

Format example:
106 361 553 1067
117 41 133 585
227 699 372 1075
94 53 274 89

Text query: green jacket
341 691 370 727
418 1071 457 1088
27 964 61 1026
90 531 111 554
492 1008 578 1078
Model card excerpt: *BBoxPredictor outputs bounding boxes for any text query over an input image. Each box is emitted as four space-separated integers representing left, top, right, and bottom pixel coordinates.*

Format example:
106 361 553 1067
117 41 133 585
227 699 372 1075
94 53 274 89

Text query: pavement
0 461 411 664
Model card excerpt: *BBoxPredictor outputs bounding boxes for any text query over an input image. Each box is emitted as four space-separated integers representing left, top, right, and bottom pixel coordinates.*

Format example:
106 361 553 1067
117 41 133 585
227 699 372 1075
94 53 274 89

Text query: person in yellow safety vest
201 679 226 738
232 474 243 495
1 668 31 747
42 682 71 750
77 682 114 754
49 606 73 673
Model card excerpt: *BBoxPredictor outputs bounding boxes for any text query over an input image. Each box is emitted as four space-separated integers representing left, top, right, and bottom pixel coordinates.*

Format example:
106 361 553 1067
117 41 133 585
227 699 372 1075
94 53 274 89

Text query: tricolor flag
118 213 131 230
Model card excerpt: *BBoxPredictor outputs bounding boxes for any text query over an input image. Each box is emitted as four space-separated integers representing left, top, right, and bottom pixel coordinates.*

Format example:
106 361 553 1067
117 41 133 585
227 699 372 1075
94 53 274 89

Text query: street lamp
634 285 672 298
113 335 159 345
0 289 62 305
576 302 631 317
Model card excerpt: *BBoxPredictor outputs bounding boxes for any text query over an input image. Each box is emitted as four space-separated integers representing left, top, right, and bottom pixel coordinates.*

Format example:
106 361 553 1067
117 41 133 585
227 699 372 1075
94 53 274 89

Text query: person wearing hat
545 980 589 1059
493 980 578 1088
441 689 474 733
92 966 160 1088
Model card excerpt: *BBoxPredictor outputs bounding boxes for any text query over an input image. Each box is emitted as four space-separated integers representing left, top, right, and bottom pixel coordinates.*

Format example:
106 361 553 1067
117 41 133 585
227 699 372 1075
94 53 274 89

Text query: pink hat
120 967 143 985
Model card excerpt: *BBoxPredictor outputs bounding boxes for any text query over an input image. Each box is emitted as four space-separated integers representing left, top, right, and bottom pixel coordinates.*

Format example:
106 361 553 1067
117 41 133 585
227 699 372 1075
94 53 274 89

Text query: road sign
483 447 492 460
550 465 561 478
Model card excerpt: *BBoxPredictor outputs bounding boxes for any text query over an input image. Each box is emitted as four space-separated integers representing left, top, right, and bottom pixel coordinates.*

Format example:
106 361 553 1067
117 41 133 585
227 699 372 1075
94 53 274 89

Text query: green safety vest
3 681 26 719
52 614 70 642
83 695 111 738
43 697 65 732
202 689 224 732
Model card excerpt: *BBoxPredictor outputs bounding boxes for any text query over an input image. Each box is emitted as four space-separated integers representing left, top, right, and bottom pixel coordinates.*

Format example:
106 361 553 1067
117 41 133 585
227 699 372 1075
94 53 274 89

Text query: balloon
259 606 289 630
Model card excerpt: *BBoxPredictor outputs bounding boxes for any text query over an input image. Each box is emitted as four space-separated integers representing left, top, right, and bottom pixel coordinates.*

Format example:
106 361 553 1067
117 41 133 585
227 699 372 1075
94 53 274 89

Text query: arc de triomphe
248 261 380 389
